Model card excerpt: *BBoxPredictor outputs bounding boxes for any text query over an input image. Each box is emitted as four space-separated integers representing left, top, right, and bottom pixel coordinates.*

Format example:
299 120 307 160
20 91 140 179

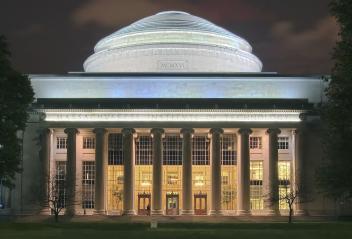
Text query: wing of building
2 11 347 217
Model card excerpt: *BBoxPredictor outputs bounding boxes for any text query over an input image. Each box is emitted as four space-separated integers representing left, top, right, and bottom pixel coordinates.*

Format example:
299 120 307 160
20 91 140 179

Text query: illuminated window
192 136 209 165
55 161 67 208
136 136 152 165
221 135 237 165
140 172 152 186
278 161 291 209
167 172 179 185
278 161 291 183
221 174 229 185
250 161 263 181
82 161 95 209
250 185 264 210
194 173 205 186
249 137 262 149
163 135 182 165
56 137 67 149
83 137 95 149
250 161 263 210
278 137 289 150
117 174 124 184
108 134 123 165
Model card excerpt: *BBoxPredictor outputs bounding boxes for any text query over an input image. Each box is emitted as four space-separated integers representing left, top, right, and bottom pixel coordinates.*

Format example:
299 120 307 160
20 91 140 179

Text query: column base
151 209 163 215
93 210 106 215
294 209 308 216
181 209 194 215
265 209 280 216
39 207 50 215
122 210 136 216
237 210 251 216
209 210 223 216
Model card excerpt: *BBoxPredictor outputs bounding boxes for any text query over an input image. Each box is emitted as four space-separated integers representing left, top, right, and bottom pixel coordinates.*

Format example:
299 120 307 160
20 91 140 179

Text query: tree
0 35 34 188
46 175 67 223
317 0 352 205
267 186 310 223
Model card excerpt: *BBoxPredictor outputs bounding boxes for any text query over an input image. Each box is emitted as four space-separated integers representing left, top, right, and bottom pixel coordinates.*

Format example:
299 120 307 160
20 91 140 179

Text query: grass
0 222 351 239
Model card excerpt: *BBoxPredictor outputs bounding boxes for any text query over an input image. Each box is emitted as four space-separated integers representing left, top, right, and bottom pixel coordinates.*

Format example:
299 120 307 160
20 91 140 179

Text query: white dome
84 11 263 73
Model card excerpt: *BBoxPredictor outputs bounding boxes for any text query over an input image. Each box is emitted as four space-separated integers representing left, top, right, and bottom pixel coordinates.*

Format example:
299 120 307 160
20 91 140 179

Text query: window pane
108 134 123 165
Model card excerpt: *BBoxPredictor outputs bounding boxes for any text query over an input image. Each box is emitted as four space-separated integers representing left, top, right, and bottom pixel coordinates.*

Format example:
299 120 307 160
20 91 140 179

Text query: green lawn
0 222 351 239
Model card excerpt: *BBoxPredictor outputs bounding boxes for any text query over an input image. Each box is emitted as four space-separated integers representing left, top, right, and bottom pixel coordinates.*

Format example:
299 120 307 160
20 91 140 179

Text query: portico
39 108 305 216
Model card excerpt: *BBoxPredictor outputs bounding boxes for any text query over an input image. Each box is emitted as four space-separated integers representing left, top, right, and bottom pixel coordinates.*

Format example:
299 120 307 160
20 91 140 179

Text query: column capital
180 128 194 135
238 128 252 135
266 128 281 135
210 128 224 135
40 128 52 135
121 128 135 136
151 128 164 136
64 128 79 135
93 128 107 135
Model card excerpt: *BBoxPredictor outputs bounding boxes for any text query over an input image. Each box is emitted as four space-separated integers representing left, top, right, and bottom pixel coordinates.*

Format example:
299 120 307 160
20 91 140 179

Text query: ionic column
293 129 307 215
151 128 164 215
237 128 252 215
265 128 281 215
122 128 136 215
64 128 79 216
210 128 223 215
181 128 194 215
93 128 107 214
39 128 52 213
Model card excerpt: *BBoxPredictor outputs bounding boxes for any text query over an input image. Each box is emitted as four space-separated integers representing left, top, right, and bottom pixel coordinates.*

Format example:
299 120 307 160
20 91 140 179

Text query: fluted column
122 128 136 215
293 129 307 215
64 128 79 216
93 128 107 214
210 128 223 215
151 128 164 215
39 128 51 213
237 128 252 215
265 128 281 215
181 128 194 215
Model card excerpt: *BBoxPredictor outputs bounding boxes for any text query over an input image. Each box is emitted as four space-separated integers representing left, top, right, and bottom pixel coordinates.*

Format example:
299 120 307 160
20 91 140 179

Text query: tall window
221 134 237 165
55 161 67 208
163 135 182 165
278 137 289 150
83 137 95 149
56 137 67 149
135 136 152 165
82 161 95 209
278 161 291 209
108 134 123 165
249 137 262 149
192 136 209 165
250 161 264 210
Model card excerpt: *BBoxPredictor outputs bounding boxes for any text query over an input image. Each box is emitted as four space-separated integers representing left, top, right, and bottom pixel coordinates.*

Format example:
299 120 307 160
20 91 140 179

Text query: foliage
267 185 310 223
0 35 34 188
317 0 352 202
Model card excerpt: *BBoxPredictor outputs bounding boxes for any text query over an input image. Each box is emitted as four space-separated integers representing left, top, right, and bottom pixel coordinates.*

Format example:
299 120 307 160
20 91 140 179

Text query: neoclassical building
1 11 340 216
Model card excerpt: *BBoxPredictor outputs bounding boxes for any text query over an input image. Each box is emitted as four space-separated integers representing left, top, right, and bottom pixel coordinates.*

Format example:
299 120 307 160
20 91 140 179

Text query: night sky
0 0 338 74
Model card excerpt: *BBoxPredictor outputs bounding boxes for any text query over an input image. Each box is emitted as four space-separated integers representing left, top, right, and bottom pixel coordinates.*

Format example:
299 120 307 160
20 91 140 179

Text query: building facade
1 11 345 216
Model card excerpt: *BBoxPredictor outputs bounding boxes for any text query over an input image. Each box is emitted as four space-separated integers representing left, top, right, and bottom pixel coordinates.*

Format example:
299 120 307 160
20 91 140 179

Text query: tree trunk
55 212 59 223
288 208 293 223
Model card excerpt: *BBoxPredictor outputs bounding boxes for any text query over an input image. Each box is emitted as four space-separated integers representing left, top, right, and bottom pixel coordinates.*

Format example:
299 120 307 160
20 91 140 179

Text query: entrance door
194 192 207 215
138 192 151 215
166 193 179 215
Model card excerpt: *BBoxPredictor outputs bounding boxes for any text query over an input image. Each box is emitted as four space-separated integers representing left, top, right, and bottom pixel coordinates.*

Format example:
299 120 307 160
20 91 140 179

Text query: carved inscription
158 60 188 71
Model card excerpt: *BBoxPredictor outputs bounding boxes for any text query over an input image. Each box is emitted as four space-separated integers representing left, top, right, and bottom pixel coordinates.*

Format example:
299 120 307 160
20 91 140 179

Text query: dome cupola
84 11 262 72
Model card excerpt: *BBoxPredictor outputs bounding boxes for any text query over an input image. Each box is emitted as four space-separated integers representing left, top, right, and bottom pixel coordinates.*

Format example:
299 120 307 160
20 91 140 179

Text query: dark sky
0 0 338 74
